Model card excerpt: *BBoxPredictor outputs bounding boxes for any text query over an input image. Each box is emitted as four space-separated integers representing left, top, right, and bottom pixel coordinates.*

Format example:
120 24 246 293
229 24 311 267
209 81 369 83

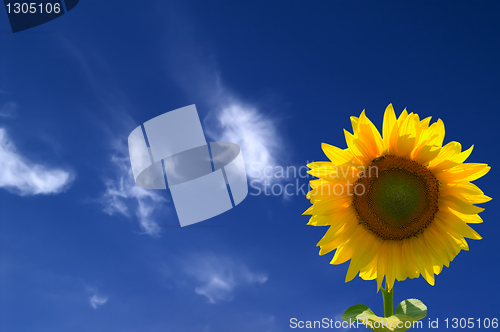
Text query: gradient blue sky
0 1 499 331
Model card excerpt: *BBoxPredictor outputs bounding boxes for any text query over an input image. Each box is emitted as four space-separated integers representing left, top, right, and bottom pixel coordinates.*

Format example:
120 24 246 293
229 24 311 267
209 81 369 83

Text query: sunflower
304 104 491 291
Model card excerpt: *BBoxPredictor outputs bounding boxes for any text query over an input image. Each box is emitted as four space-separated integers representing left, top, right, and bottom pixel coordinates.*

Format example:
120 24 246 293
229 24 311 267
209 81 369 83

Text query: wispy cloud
164 10 286 183
205 98 283 182
0 102 17 118
59 39 169 236
98 138 167 236
0 128 73 196
87 287 108 309
183 253 268 304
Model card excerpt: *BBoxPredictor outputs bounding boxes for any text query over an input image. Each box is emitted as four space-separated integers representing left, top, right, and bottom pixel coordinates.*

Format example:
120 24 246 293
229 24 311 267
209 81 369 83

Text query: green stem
381 283 394 318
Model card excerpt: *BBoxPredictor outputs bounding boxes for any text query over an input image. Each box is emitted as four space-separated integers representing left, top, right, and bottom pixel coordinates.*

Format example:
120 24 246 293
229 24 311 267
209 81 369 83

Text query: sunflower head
304 104 491 291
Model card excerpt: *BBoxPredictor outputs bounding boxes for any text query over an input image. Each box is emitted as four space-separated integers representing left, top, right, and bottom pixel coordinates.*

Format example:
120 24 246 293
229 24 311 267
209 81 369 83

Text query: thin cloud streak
87 287 108 309
164 9 286 183
0 128 73 196
59 39 169 236
0 102 17 118
182 253 268 304
99 138 167 236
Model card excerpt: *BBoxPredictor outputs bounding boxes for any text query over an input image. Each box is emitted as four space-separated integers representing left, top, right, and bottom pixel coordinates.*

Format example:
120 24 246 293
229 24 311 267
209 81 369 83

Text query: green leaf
341 299 427 332
395 299 427 321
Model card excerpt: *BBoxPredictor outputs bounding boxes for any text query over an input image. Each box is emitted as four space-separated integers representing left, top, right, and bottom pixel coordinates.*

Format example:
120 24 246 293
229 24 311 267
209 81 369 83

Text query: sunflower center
353 155 439 240
370 171 427 227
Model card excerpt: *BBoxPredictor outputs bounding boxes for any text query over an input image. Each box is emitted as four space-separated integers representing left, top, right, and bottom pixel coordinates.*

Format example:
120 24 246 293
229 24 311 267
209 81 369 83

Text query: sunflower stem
381 283 393 318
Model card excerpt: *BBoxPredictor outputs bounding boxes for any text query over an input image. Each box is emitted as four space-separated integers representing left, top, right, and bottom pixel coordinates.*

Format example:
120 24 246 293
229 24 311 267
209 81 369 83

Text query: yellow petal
358 111 384 155
321 143 353 165
439 195 485 214
402 239 419 279
440 182 484 196
440 183 491 204
319 219 358 255
412 237 435 286
448 208 483 224
436 209 482 240
307 182 353 201
437 163 491 183
345 230 378 282
307 214 331 226
382 104 397 150
397 109 408 124
307 195 351 215
330 241 355 265
376 242 389 291
350 116 359 133
429 141 461 164
423 226 453 267
434 217 469 251
359 257 378 281
412 143 441 165
454 145 474 163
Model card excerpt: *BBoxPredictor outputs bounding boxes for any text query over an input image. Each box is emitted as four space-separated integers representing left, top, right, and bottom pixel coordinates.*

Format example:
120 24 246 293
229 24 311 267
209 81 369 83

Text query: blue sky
0 1 499 331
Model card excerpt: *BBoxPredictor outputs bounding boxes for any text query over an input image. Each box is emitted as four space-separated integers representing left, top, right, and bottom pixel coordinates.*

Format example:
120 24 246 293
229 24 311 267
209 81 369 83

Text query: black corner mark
3 0 79 33
64 0 77 11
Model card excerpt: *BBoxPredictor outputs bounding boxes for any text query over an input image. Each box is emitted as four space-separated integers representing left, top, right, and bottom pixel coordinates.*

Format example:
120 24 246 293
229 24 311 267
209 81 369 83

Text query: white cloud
183 253 267 304
0 102 17 118
205 100 283 182
98 138 167 236
88 288 108 309
0 128 73 196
